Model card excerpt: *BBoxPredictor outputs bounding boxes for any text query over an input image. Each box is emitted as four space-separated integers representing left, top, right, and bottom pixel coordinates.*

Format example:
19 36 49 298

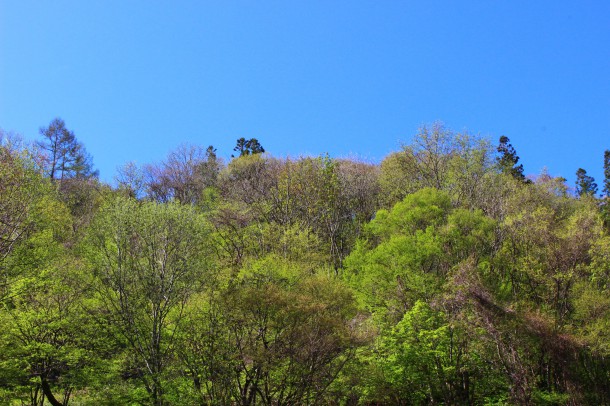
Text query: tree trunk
40 376 64 406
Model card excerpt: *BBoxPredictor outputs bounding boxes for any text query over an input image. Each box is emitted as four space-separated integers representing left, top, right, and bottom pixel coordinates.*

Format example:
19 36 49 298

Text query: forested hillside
2 120 610 405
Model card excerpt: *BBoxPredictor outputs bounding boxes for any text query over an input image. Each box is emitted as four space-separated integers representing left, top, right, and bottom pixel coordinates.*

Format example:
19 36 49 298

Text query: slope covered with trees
1 120 610 405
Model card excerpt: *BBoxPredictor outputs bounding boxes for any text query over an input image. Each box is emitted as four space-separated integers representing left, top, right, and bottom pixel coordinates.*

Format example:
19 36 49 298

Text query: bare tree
145 144 221 204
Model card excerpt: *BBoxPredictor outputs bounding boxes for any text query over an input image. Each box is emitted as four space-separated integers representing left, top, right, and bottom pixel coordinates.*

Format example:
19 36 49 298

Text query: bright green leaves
175 253 359 405
0 147 68 298
342 188 507 404
0 259 99 403
0 151 97 405
367 188 451 237
372 302 464 404
345 188 496 323
346 229 442 320
224 256 358 405
495 188 603 323
443 208 496 263
87 196 212 405
6 124 610 404
571 234 610 357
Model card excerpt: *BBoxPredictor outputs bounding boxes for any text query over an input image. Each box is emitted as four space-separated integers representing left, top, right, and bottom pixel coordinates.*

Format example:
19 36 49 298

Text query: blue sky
1 1 609 189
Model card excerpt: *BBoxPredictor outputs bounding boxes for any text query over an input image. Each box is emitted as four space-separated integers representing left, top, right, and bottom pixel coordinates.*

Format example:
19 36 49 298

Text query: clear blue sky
1 1 609 189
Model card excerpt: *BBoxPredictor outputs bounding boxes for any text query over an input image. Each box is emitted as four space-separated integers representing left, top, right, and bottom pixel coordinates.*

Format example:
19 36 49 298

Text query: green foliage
496 135 528 183
576 167 598 197
232 137 265 157
345 189 496 323
0 149 105 405
0 147 56 295
176 254 359 405
379 124 497 209
0 260 102 405
37 117 97 181
368 187 451 236
4 122 610 404
363 302 468 404
87 196 212 405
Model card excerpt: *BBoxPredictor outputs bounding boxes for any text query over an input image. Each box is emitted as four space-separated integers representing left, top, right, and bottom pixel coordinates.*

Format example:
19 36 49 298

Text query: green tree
216 256 358 405
0 156 104 405
361 301 498 405
497 135 528 182
0 145 44 297
575 167 598 196
232 137 265 158
0 258 102 406
37 118 97 182
602 150 610 197
88 197 211 405
488 175 607 402
342 188 510 403
344 188 495 322
379 125 497 208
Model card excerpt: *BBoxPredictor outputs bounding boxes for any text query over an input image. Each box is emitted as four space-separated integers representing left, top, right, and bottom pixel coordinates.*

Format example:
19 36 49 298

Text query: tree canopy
2 121 610 404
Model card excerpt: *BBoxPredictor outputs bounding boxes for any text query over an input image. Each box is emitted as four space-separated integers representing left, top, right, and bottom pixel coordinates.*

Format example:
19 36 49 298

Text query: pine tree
497 135 528 182
603 150 610 198
232 137 265 157
575 168 598 197
245 138 265 155
37 118 97 181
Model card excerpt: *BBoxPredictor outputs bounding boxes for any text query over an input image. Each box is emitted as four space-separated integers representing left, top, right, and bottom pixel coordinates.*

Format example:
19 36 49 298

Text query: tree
35 119 101 239
379 124 497 209
363 301 494 404
88 197 212 405
601 151 610 227
145 144 222 204
406 123 455 190
115 161 146 199
344 188 495 322
0 147 37 284
185 255 358 405
497 135 528 182
0 258 102 406
232 138 265 157
602 150 610 197
0 139 60 301
575 168 598 197
37 118 97 182
343 189 503 403
0 156 103 406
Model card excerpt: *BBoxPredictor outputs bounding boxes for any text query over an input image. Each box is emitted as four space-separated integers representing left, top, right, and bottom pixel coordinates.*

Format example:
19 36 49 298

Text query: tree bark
40 376 64 406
